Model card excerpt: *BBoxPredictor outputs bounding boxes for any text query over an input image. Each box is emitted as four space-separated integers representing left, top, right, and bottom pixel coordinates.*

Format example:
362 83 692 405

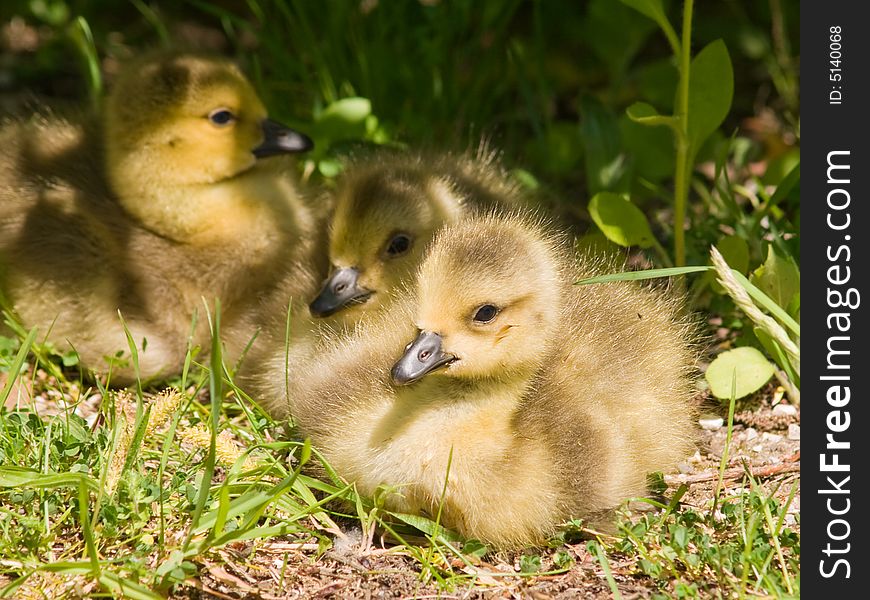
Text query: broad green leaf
709 235 750 294
750 246 800 311
620 113 675 181
315 97 372 141
716 236 750 273
320 97 371 124
588 192 656 248
317 158 343 178
626 102 678 130
687 40 734 157
733 270 800 337
706 347 775 400
787 292 801 322
618 0 680 54
618 0 668 23
520 554 543 573
636 58 680 112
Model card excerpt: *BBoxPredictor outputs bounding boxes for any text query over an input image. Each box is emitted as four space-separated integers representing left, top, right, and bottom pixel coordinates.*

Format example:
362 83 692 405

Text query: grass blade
0 327 37 406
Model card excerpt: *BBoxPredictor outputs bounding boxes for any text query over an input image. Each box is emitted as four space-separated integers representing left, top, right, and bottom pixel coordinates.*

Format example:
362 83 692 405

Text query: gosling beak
253 118 314 158
309 267 372 318
391 331 456 386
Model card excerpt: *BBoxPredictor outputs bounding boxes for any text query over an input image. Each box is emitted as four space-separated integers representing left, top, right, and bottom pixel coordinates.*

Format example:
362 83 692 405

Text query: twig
666 460 800 487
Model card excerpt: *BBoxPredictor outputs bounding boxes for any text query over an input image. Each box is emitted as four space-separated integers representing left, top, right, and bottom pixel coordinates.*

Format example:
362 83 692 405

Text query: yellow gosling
0 51 317 383
291 211 697 548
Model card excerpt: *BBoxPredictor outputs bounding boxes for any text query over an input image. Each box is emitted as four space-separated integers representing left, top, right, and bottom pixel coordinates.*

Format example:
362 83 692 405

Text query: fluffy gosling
308 151 522 326
0 51 316 382
291 212 697 548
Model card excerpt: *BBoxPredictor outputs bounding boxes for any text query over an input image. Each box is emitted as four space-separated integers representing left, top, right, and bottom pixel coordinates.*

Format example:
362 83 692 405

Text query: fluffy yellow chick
291 212 697 548
308 151 522 326
0 51 317 383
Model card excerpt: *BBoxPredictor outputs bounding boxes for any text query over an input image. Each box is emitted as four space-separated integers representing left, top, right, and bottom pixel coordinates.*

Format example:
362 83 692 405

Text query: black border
802 2 868 595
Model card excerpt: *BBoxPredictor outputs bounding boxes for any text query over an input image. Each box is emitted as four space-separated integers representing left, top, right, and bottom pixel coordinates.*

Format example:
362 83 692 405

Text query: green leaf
709 235 750 294
315 97 372 141
619 114 675 181
750 246 800 311
618 0 680 55
733 270 800 337
705 347 775 400
672 524 689 549
520 553 542 573
588 192 656 248
618 0 668 24
687 40 734 157
317 158 343 178
626 102 679 130
716 236 750 274
636 58 680 112
462 539 489 559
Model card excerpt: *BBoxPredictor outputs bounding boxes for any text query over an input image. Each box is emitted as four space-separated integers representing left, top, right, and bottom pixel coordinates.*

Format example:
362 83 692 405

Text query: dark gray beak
391 331 456 386
253 118 314 157
309 267 372 318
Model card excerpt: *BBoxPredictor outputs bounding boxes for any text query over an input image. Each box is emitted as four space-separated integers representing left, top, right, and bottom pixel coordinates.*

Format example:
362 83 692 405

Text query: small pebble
784 514 797 526
788 423 800 440
699 415 724 430
689 450 703 464
762 432 783 442
772 403 798 417
752 444 763 453
677 462 693 474
745 427 758 441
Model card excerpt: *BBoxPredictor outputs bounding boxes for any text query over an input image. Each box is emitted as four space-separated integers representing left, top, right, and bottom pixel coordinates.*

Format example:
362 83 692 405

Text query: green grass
0 321 800 598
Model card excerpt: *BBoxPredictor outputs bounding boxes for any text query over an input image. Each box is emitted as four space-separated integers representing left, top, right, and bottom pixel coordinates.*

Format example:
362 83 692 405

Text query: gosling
0 51 316 383
308 150 522 326
291 212 697 548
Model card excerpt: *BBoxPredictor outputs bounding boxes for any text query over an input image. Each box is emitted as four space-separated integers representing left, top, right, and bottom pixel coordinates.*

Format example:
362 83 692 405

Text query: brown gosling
0 51 317 383
290 211 697 548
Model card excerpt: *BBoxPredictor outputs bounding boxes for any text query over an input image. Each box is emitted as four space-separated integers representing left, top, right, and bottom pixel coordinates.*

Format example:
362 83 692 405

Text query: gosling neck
109 161 300 246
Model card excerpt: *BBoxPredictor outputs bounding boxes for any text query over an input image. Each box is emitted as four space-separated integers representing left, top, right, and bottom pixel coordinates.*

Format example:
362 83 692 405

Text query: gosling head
104 52 312 201
309 160 467 323
391 213 565 386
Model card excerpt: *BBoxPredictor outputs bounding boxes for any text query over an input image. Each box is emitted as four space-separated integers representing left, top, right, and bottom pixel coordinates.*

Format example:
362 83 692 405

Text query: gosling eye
472 304 499 324
385 233 412 257
208 108 236 127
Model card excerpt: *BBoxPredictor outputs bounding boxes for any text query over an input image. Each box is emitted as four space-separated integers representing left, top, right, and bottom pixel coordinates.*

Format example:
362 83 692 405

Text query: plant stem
673 0 694 266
